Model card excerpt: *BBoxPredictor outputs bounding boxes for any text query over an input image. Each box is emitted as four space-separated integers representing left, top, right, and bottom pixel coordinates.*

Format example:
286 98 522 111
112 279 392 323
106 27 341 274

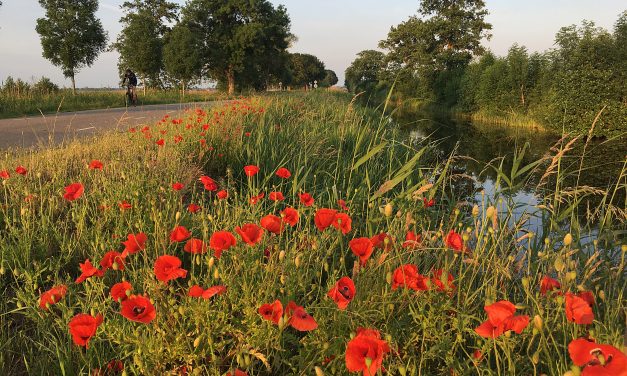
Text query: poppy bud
112 262 119 271
0 266 4 275
279 250 285 261
532 352 540 364
213 269 219 279
280 275 286 284
570 365 582 376
388 303 394 312
384 203 393 217
554 257 565 272
544 238 550 245
533 315 543 331
208 257 215 268
193 336 201 348
563 233 572 246
315 366 324 376
486 206 495 220
472 205 479 217
294 256 301 268
175 211 181 221
386 272 392 284
599 290 605 301
398 366 407 376
622 244 627 252
565 271 576 282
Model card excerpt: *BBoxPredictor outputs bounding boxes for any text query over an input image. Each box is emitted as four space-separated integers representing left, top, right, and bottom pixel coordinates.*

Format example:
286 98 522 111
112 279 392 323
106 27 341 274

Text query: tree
288 53 326 88
321 70 338 87
182 0 292 95
35 0 107 94
163 22 203 95
345 50 386 94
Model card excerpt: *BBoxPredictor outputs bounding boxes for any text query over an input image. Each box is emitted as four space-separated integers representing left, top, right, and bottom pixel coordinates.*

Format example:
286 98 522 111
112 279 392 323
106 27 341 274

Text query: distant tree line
0 76 60 97
32 0 337 95
346 1 626 136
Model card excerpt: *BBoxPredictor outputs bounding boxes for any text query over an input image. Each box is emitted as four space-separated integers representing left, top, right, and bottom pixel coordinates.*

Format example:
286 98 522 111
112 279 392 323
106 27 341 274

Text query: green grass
0 92 624 375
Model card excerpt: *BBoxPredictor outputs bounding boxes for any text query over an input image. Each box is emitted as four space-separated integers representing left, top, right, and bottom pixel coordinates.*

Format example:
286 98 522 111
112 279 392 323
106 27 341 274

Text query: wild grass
0 92 624 375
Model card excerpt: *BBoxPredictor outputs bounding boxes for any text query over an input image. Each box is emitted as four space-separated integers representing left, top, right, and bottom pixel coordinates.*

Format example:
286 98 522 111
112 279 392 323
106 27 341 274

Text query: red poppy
120 295 156 324
391 264 428 291
327 277 356 310
187 203 201 213
217 190 228 199
431 269 455 292
119 201 132 210
154 255 188 284
276 167 291 178
75 259 104 283
99 251 125 271
15 166 27 175
209 231 237 258
338 199 349 211
184 238 208 254
565 292 594 325
333 212 352 235
235 224 264 246
402 231 421 249
249 192 265 205
63 182 84 201
349 237 374 266
105 359 124 374
172 182 184 191
268 191 285 201
299 192 314 207
259 300 283 325
371 233 394 252
314 208 337 231
39 285 68 310
285 301 318 331
199 176 218 191
568 338 627 376
169 226 191 242
345 328 390 376
89 160 103 170
423 198 435 207
156 139 165 146
188 285 227 299
281 207 299 226
121 233 147 256
244 165 260 177
540 275 561 295
260 214 283 234
110 281 132 302
0 170 9 179
68 313 103 348
445 230 464 252
577 291 595 307
475 300 529 338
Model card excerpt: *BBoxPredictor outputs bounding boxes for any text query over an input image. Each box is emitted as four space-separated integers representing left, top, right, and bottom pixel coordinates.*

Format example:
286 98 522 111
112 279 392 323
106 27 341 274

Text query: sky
0 0 624 88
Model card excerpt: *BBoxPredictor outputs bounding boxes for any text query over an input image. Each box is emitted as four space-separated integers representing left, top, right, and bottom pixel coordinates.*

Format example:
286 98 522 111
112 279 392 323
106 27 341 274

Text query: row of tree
345 0 626 135
34 0 338 95
1 76 60 97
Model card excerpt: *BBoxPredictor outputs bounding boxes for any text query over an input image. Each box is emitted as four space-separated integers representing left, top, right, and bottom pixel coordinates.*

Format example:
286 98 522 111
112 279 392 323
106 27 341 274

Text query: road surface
0 101 218 150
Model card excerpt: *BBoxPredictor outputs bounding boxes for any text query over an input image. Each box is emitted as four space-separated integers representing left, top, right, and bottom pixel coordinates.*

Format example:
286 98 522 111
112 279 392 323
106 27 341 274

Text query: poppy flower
154 255 188 284
172 182 184 191
217 190 228 199
169 226 191 242
260 214 283 234
268 191 285 201
314 208 337 231
0 170 10 179
276 167 291 178
99 251 125 271
565 292 594 325
345 328 390 376
577 291 595 307
187 203 201 213
156 139 165 146
199 176 218 191
15 166 27 175
423 198 435 207
110 281 132 302
184 238 208 254
39 285 68 310
338 199 349 211
209 231 237 258
119 201 132 210
475 300 529 338
402 231 421 249
371 233 393 252
333 213 352 235
63 182 84 201
391 264 428 291
431 269 455 292
89 160 103 170
68 313 103 348
235 224 264 246
568 338 627 376
540 275 561 295
328 277 356 310
281 207 299 226
121 233 147 256
349 238 374 266
445 230 464 252
249 192 265 205
105 359 124 374
75 259 104 283
259 300 283 325
120 295 156 324
244 165 260 177
188 285 227 299
299 192 314 207
286 301 318 331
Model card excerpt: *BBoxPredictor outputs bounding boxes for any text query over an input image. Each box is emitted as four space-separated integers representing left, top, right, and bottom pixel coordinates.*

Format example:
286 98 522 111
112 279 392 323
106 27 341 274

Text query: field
0 92 625 375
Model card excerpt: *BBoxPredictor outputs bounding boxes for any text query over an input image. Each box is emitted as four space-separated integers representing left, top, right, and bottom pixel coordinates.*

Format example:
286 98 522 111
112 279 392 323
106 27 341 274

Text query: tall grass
0 92 624 375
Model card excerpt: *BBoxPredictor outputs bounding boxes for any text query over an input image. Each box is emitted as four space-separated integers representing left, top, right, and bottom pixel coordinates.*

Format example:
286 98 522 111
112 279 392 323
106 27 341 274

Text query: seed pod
175 211 181 221
383 203 393 217
314 367 324 376
472 205 479 217
294 256 301 268
533 315 543 331
279 250 285 261
563 233 573 246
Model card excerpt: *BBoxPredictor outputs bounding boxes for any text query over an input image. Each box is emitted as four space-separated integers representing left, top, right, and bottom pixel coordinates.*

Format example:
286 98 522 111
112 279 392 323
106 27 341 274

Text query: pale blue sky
0 1 624 88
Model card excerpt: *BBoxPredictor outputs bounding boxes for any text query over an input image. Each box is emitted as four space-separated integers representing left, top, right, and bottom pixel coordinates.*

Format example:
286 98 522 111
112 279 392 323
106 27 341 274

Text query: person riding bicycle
122 69 138 106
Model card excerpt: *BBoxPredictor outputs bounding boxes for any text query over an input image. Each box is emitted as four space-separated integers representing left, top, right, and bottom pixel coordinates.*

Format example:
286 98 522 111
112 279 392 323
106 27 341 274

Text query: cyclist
122 69 138 106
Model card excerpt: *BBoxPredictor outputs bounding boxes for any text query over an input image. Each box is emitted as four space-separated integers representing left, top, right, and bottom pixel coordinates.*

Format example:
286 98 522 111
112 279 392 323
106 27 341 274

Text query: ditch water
397 111 626 240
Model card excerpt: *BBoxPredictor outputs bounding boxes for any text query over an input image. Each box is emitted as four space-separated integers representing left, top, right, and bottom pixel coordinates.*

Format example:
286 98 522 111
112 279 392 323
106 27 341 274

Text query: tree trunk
71 74 76 95
227 66 235 96
143 75 146 96
182 80 186 98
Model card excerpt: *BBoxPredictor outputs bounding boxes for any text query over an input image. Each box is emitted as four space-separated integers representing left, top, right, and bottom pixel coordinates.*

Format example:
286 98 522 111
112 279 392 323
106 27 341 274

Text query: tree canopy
163 21 204 94
344 50 386 94
321 70 339 87
288 53 326 88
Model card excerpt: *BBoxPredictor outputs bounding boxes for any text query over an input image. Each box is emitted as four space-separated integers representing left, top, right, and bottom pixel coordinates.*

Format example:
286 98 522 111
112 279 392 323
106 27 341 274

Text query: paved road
0 101 218 150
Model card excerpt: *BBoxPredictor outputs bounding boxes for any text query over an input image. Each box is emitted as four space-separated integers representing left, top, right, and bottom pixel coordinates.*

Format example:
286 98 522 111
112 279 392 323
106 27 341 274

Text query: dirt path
0 101 218 150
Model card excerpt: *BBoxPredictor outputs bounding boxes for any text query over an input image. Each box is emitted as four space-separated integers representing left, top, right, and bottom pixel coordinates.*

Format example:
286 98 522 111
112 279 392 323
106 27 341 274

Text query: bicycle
125 85 138 107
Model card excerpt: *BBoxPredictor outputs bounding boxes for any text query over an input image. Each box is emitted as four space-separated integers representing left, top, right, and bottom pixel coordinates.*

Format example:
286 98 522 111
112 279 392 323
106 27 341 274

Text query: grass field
0 92 625 375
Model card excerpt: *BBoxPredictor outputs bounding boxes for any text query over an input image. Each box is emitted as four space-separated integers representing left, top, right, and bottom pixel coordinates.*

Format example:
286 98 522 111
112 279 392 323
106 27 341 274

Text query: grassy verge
0 92 624 375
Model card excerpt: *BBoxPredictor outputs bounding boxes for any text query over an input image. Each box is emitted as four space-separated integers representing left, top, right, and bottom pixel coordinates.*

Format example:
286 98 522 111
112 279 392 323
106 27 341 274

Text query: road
0 101 218 150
